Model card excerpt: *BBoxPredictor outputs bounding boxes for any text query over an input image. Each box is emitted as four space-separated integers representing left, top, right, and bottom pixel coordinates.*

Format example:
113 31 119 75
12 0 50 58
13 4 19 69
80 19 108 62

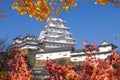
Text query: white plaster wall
95 53 112 59
71 56 86 62
70 53 113 62
36 51 70 60
20 46 37 50
98 46 112 52
71 52 85 56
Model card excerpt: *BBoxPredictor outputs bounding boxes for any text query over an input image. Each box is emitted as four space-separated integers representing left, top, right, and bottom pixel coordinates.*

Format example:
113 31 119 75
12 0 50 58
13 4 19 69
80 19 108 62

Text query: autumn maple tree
45 41 120 80
12 0 120 21
12 0 77 21
0 48 33 80
46 57 82 80
81 41 120 80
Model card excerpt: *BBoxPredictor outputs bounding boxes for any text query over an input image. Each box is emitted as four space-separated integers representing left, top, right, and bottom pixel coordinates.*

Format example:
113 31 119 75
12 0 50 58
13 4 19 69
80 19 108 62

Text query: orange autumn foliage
12 0 120 21
46 58 82 80
0 41 120 80
0 48 33 80
46 41 120 80
81 50 120 80
12 0 51 21
12 0 77 21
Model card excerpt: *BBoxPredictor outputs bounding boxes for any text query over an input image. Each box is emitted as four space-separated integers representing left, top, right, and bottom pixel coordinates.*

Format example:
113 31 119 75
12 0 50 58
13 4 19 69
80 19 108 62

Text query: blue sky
1 0 120 49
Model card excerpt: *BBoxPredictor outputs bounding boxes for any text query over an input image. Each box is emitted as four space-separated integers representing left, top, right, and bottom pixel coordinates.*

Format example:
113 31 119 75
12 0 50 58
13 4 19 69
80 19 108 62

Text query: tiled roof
98 41 117 49
71 49 84 53
13 35 23 40
25 34 36 38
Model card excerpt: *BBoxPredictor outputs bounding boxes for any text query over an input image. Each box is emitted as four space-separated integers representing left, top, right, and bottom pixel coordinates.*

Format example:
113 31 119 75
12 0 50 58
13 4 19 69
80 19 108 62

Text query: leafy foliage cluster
0 41 120 80
11 0 120 22
0 48 33 80
45 41 120 80
1 0 120 20
11 0 77 21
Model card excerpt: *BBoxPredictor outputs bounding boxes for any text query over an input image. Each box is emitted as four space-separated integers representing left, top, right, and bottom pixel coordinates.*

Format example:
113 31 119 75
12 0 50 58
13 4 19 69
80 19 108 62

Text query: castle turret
12 34 38 50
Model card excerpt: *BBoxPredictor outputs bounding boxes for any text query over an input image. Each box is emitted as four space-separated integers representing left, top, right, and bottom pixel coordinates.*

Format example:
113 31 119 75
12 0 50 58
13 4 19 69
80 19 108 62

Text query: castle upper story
38 17 75 50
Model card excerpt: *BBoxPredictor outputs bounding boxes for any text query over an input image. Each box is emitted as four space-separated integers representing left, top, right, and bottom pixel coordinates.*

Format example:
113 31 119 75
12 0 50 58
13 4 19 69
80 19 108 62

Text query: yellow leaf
29 15 33 18
97 0 107 6
59 0 63 2
64 6 69 12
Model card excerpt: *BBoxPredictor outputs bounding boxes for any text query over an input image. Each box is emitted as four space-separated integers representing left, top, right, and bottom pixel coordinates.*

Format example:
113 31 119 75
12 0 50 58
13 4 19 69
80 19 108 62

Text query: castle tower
12 34 38 50
38 17 75 51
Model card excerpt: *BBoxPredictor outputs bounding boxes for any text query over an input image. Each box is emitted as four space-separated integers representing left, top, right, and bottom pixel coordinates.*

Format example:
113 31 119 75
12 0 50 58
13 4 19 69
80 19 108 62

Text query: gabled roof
47 17 65 23
98 41 117 49
71 49 84 53
100 41 111 45
13 35 23 40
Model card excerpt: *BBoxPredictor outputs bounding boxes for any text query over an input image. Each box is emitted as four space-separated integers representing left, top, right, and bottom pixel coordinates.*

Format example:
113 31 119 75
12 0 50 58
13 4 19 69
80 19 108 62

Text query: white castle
12 17 117 62
38 17 75 50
